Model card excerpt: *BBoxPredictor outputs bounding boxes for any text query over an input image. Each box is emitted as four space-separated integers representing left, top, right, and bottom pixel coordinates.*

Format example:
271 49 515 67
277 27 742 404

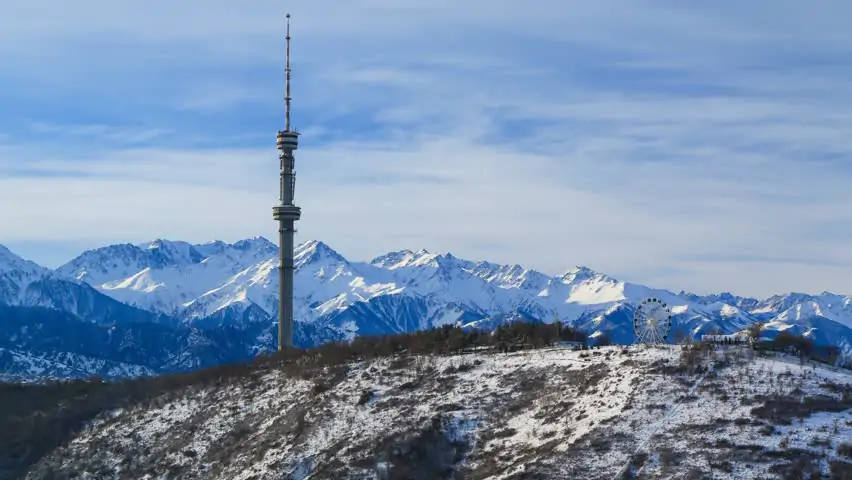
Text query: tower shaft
277 216 295 349
274 13 301 351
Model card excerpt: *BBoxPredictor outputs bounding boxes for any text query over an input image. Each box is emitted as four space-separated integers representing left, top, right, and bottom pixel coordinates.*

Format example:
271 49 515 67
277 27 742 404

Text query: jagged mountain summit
56 237 279 319
55 237 762 342
4 237 852 380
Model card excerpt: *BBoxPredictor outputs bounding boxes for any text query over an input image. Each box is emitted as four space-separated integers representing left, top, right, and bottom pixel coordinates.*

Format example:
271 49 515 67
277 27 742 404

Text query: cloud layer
1 0 852 297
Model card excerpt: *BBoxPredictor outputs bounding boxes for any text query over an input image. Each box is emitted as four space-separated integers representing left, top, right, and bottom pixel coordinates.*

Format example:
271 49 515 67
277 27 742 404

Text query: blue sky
1 0 852 297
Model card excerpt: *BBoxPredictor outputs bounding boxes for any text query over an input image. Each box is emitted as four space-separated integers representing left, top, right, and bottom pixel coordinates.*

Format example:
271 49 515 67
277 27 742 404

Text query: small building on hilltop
701 333 752 345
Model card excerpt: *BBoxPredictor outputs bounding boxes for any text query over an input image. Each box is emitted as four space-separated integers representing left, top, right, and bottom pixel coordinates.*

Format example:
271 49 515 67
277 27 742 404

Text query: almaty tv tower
273 13 301 350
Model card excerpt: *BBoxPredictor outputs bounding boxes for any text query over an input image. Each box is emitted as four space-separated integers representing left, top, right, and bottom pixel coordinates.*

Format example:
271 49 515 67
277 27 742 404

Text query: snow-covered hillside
0 347 155 382
20 345 852 479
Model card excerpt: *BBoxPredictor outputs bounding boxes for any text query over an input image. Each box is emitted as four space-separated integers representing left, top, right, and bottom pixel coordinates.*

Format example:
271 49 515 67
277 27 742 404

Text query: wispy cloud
175 84 275 113
29 122 171 143
1 0 852 298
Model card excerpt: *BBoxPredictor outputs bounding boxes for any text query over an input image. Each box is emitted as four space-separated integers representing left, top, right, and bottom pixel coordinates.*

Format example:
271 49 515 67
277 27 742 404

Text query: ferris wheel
633 297 672 344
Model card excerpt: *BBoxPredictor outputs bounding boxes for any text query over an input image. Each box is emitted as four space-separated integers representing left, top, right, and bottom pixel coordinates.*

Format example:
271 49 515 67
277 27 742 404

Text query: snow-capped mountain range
51 237 756 336
3 237 852 380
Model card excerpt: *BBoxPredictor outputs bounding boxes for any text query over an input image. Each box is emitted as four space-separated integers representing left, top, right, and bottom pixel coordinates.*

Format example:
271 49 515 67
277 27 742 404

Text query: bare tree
747 322 765 343
705 326 722 336
596 332 612 347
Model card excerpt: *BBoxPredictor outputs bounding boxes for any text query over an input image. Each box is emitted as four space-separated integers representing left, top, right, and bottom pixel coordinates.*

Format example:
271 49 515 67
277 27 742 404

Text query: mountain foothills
2 238 852 380
12 345 852 478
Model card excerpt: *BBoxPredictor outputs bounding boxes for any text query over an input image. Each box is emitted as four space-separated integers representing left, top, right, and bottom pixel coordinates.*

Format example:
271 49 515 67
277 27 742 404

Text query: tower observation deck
273 13 301 350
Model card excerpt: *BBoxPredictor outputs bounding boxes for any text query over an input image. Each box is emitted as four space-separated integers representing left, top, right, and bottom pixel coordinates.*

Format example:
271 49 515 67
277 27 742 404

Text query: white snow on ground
25 345 852 479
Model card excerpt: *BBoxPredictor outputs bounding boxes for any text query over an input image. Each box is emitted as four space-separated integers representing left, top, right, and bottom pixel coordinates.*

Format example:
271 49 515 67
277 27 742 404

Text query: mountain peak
370 250 416 269
0 244 18 261
295 240 346 268
142 239 204 265
0 244 50 276
232 236 276 251
0 244 28 270
193 240 228 257
145 239 166 250
560 265 596 279
144 238 193 251
299 239 322 249
298 239 335 253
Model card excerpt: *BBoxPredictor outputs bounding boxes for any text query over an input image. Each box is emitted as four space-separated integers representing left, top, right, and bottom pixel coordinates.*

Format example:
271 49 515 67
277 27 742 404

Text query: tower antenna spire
274 12 302 351
285 13 292 132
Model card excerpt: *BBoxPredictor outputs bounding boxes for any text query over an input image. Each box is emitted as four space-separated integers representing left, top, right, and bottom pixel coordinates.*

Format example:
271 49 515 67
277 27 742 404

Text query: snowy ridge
23 346 852 478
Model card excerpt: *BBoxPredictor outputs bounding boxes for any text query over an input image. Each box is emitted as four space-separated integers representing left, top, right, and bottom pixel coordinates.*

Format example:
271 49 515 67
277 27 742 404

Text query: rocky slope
15 345 852 479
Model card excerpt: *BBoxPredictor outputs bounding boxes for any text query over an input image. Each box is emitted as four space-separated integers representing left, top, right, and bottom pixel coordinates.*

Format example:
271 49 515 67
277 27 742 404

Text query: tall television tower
274 13 301 350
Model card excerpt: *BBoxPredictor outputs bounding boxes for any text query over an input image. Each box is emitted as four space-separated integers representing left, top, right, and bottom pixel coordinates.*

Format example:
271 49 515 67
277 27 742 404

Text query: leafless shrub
587 434 612 453
751 393 852 425
456 362 475 373
710 460 734 473
658 447 679 466
397 379 422 391
312 381 331 395
809 436 831 448
377 414 471 479
436 403 464 412
683 468 705 480
388 357 414 370
357 389 373 405
830 460 852 479
768 457 820 480
491 428 517 439
513 373 547 393
533 400 575 424
629 452 649 470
